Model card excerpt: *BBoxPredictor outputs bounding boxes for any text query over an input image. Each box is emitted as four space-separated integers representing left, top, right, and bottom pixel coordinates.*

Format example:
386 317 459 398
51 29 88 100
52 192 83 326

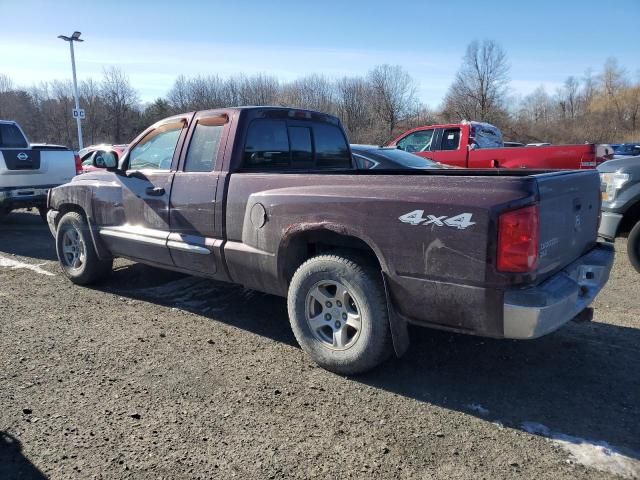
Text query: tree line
1 40 638 149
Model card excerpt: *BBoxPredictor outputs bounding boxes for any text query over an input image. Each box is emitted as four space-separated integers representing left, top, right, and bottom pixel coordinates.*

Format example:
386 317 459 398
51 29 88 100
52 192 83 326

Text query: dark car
598 155 640 272
613 144 640 158
351 144 444 170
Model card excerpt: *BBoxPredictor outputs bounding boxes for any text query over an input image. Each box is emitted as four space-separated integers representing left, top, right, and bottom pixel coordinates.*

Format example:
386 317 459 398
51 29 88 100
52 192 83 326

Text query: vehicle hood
597 156 640 176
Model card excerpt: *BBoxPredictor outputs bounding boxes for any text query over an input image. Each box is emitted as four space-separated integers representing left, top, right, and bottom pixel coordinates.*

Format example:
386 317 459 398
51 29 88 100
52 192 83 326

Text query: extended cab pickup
0 120 78 218
47 107 614 374
388 121 608 169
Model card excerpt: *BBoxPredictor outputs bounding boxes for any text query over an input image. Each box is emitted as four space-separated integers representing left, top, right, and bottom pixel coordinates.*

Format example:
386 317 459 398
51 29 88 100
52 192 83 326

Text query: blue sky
1 0 638 106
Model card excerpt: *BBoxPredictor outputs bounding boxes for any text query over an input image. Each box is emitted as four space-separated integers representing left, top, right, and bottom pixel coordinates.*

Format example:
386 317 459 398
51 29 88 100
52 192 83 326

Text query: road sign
72 108 86 119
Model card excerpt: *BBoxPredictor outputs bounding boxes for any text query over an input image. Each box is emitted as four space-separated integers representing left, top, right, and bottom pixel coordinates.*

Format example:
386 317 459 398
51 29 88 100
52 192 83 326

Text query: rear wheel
627 221 640 273
287 252 393 375
55 211 112 284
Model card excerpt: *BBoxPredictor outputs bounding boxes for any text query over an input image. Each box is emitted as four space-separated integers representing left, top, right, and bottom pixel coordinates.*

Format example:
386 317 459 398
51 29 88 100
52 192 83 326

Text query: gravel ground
0 210 639 480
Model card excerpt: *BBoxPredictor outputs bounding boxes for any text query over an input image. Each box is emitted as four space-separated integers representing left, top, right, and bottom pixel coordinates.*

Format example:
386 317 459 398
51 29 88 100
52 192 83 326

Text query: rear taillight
74 154 82 175
497 205 539 273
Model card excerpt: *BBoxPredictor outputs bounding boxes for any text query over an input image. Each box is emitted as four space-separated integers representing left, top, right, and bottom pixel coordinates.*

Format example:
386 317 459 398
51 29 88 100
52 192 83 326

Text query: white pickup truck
0 120 78 219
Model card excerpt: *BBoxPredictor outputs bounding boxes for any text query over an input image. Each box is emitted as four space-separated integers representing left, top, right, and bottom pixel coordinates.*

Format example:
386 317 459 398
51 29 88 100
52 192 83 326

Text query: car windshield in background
353 146 441 169
615 145 640 156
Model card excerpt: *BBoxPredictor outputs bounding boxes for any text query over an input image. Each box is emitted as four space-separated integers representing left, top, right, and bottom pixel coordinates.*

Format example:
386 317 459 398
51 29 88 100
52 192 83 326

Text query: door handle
146 187 165 196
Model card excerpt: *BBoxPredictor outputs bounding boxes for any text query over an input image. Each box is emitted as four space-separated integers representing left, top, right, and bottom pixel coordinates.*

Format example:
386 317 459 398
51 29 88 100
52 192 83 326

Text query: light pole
58 31 84 150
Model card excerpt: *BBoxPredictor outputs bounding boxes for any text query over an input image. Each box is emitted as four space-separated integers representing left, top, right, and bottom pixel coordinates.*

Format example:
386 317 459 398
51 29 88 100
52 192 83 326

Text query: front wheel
628 221 640 273
55 211 112 284
287 253 393 375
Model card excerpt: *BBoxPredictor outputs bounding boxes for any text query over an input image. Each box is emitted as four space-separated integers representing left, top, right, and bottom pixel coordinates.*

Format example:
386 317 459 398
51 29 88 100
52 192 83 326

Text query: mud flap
85 215 111 261
382 272 410 357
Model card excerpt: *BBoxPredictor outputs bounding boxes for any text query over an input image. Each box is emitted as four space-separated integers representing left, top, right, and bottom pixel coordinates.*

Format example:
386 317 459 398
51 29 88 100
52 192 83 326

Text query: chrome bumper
0 187 48 207
598 211 623 240
503 243 614 339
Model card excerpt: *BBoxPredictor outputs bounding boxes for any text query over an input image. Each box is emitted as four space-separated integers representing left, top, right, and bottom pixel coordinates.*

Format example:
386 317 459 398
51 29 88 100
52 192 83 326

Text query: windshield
368 148 440 168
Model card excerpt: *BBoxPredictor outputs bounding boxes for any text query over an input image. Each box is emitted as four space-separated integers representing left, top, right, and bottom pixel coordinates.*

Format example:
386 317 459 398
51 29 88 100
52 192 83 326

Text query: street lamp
58 31 84 150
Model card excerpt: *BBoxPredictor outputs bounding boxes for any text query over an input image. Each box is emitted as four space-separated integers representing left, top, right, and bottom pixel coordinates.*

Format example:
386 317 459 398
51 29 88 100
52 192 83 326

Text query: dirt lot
0 210 638 479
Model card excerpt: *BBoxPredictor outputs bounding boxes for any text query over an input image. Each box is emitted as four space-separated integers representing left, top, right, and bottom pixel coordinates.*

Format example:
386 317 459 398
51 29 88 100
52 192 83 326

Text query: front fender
48 181 115 260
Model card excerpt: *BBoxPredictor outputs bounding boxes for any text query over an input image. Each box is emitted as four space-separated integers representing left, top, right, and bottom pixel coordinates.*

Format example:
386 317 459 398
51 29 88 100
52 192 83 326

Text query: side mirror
93 151 118 169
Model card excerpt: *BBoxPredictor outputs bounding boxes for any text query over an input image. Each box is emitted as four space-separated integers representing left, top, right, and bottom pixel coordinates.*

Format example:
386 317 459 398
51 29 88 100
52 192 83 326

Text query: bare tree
334 76 373 142
367 64 416 138
442 40 510 123
280 74 335 113
557 76 580 120
0 73 14 94
238 74 280 105
80 78 107 145
167 75 191 112
101 67 139 144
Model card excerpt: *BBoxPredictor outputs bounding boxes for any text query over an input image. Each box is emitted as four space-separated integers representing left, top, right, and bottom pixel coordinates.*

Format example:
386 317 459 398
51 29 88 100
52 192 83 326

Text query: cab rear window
243 119 351 170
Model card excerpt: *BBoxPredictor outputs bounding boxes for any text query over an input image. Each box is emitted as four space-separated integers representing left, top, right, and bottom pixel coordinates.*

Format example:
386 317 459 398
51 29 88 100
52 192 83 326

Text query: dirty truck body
47 107 614 374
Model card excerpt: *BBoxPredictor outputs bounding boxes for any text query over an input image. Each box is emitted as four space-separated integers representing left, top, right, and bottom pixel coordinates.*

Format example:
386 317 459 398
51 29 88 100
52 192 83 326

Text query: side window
314 123 351 168
128 121 184 171
244 119 290 168
242 119 351 170
353 154 377 169
184 116 227 172
439 128 461 151
289 126 313 168
0 123 28 148
397 130 434 153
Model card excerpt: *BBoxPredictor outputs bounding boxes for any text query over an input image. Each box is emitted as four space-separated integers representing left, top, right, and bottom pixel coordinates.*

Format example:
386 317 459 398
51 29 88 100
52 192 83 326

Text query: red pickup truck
388 121 607 169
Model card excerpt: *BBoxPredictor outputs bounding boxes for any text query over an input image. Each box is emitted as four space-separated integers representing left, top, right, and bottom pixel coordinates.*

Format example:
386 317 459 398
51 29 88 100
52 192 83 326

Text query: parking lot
0 210 638 479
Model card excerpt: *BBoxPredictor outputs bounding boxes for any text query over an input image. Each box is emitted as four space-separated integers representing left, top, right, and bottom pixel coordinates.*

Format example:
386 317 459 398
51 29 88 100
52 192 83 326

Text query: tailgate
536 171 600 276
0 149 75 188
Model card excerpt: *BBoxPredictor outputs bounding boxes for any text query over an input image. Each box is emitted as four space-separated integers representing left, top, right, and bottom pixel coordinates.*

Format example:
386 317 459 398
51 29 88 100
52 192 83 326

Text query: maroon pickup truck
46 107 614 374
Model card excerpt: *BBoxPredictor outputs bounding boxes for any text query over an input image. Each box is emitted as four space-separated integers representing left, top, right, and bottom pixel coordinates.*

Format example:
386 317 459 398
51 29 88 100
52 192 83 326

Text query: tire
628 221 640 273
287 252 393 375
55 211 113 285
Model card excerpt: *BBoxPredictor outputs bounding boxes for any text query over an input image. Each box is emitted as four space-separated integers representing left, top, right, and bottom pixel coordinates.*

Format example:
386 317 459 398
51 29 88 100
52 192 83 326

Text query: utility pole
58 31 84 150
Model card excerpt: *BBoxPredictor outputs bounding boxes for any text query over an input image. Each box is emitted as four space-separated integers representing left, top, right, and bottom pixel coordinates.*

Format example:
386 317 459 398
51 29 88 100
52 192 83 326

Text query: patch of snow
522 421 640 479
0 254 54 276
467 403 489 416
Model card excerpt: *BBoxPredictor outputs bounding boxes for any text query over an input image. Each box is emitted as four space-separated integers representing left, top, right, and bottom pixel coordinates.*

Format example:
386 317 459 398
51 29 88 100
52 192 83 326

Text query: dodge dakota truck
388 121 608 169
46 107 614 374
0 120 78 219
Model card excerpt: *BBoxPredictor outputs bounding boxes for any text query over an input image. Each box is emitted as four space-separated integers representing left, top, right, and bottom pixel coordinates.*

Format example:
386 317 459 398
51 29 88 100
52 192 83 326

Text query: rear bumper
0 186 50 211
503 243 614 339
598 211 623 240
